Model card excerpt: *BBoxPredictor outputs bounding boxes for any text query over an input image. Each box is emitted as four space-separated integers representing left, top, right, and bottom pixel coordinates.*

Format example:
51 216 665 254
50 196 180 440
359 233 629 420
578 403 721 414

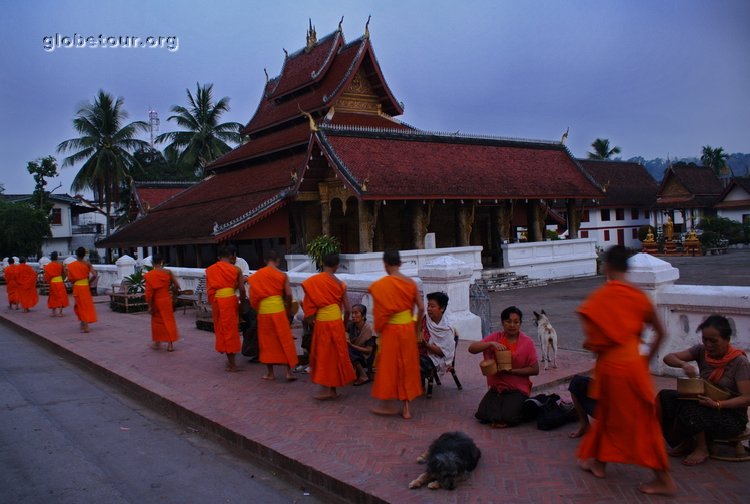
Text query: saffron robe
369 275 423 401
248 266 298 367
576 280 669 470
44 261 69 309
5 264 18 306
144 268 179 343
302 272 356 387
66 260 97 323
15 263 39 309
206 261 241 354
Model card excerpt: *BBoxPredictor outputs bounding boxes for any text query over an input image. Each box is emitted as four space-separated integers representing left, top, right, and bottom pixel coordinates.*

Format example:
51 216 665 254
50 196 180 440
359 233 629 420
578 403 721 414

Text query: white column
115 255 137 282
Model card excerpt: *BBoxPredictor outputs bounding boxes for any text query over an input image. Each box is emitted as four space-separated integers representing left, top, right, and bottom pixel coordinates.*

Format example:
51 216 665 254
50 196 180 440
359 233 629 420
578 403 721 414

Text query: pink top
481 331 537 396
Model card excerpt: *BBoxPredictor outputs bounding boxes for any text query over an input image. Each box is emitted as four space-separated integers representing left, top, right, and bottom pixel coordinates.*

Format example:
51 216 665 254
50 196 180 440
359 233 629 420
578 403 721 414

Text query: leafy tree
0 199 51 257
57 90 150 245
587 138 622 160
697 215 745 245
700 145 731 177
26 155 59 215
130 147 200 182
156 83 242 177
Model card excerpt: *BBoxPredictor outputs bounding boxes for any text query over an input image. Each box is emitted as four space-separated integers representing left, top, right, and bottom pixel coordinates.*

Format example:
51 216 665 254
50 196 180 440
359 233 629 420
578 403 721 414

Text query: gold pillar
318 183 330 236
412 201 428 249
457 201 475 246
496 201 512 242
566 199 579 239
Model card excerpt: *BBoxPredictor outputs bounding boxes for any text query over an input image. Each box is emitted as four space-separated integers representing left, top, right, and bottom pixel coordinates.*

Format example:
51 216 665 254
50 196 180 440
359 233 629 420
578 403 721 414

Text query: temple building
101 22 603 268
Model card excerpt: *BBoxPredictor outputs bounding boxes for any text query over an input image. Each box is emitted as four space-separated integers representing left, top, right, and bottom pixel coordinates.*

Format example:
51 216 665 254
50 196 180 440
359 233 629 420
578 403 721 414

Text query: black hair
19 257 27 263
383 249 401 266
265 249 279 262
697 314 732 341
501 305 523 322
50 251 58 260
426 291 449 311
603 245 630 272
322 253 340 268
152 254 164 265
352 303 367 320
219 244 237 258
76 247 87 259
7 257 14 264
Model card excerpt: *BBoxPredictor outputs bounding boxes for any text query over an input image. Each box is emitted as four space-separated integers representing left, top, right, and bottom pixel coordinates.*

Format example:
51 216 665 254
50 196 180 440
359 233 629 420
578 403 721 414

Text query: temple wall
500 239 597 280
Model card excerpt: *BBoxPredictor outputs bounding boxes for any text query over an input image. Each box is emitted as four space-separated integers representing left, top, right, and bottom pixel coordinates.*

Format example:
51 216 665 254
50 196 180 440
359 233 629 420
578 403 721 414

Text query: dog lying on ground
409 431 481 490
533 310 558 370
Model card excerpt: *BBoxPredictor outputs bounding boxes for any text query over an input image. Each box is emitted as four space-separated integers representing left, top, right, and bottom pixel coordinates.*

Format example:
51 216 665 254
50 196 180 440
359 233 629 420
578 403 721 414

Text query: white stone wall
501 239 597 280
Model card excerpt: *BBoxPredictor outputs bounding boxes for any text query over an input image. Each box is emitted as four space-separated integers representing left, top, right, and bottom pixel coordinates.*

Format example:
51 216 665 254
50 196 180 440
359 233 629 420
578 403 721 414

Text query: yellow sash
258 295 285 314
215 287 235 298
50 276 64 283
74 279 89 286
316 304 342 321
389 310 413 325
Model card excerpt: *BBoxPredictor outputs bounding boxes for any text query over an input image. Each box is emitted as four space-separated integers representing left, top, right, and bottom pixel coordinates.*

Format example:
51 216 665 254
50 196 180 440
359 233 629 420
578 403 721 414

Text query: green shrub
306 235 340 271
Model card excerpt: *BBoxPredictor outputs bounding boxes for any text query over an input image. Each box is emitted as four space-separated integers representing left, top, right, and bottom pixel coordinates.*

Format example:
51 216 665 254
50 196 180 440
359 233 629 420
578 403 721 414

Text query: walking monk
65 247 98 333
576 245 676 495
248 249 298 381
144 255 180 352
369 249 424 420
206 245 246 372
44 251 69 317
16 257 40 312
302 253 355 400
4 257 19 310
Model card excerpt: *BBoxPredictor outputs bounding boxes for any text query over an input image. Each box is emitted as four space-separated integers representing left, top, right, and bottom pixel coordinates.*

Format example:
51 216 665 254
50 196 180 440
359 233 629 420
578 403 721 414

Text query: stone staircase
478 268 547 292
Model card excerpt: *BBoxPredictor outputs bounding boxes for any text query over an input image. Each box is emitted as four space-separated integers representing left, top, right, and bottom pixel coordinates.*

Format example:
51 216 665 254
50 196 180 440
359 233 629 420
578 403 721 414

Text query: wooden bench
109 280 147 313
709 429 750 461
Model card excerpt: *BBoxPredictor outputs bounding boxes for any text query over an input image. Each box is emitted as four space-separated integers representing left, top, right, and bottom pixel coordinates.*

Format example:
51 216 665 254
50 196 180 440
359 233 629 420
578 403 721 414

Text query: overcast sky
1 0 748 195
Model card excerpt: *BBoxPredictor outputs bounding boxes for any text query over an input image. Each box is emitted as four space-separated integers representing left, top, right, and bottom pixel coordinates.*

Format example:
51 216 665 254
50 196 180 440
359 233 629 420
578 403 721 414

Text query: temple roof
312 124 604 200
655 164 724 208
132 182 194 214
577 159 657 207
714 177 750 209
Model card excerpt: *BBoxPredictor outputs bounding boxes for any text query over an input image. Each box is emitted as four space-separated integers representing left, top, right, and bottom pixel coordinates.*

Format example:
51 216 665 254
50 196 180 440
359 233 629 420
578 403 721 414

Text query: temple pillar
527 199 542 242
194 245 203 268
566 199 580 239
456 201 475 246
318 183 331 236
412 201 428 249
358 199 373 252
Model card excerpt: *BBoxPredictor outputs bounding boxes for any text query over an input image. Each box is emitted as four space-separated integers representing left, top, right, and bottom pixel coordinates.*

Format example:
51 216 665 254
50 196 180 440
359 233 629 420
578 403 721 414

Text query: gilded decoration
335 70 382 114
319 180 354 215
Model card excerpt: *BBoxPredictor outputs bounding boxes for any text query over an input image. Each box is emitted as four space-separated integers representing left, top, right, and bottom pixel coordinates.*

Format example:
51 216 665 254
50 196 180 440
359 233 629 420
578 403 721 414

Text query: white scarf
425 313 456 373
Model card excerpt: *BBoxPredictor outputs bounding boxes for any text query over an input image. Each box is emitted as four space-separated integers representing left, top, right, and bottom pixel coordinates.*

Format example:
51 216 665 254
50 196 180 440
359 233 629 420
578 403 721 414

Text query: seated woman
419 292 457 380
468 306 539 428
347 304 376 385
659 314 750 466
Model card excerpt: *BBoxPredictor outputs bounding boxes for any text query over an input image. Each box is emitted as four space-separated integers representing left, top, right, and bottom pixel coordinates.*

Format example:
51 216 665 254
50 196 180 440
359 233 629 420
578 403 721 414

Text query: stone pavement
1 284 747 504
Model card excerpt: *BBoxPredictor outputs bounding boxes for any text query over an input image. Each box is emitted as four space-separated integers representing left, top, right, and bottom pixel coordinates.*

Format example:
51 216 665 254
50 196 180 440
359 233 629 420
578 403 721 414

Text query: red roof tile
266 31 342 99
209 122 311 170
314 125 603 200
134 184 193 212
577 160 657 207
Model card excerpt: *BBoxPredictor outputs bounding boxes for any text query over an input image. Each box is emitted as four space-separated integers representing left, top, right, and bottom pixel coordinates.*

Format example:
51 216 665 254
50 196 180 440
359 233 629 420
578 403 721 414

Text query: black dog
409 431 481 490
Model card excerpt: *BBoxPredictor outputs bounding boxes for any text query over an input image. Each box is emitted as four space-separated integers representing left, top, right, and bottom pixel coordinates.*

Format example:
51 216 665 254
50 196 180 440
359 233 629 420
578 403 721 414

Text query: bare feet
151 342 162 350
314 392 338 401
370 406 400 416
568 424 588 438
578 458 606 478
639 472 677 495
285 374 297 381
667 441 693 458
490 422 508 429
402 401 412 420
167 343 174 352
225 365 241 372
261 374 276 381
681 449 709 466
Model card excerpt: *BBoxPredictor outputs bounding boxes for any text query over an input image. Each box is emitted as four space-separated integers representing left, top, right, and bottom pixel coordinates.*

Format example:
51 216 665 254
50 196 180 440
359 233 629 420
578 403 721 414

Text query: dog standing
533 310 558 370
409 431 481 490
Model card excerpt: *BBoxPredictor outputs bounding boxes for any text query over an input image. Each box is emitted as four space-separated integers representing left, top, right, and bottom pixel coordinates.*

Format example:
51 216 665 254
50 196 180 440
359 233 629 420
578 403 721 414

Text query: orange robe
44 261 69 309
15 263 39 309
66 260 97 323
248 266 298 367
302 273 355 387
369 275 423 401
576 280 669 470
206 261 241 354
144 268 179 343
4 264 18 306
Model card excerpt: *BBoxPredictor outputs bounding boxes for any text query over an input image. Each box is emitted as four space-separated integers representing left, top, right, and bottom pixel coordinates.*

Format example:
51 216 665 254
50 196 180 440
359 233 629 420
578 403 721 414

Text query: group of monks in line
203 245 423 418
4 247 98 332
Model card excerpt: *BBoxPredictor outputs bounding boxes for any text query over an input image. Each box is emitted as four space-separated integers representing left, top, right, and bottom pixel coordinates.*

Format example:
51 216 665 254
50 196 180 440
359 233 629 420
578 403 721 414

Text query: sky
1 0 749 195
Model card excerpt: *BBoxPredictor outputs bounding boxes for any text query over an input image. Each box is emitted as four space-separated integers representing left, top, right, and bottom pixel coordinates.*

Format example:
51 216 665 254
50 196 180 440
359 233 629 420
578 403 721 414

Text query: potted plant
306 235 340 271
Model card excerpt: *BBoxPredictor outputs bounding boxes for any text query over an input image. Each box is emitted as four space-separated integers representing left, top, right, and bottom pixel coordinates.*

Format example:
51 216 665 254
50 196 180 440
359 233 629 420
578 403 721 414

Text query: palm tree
701 145 731 177
57 90 150 243
587 138 622 160
156 83 242 177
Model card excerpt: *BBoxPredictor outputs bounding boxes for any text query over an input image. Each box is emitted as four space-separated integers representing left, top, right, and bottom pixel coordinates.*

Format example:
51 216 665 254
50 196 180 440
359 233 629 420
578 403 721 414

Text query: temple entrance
330 197 359 253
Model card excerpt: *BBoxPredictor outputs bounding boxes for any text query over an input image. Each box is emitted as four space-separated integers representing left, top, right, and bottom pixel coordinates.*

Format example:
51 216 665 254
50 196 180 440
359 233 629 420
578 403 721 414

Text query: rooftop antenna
148 109 160 147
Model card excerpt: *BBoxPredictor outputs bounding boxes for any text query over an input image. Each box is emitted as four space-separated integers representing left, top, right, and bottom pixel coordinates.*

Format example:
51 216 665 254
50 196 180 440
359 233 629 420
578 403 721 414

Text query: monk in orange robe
248 249 298 381
302 253 356 400
44 251 69 317
369 249 424 420
206 245 246 372
65 246 98 332
4 257 19 310
15 257 39 312
144 255 180 352
576 245 675 496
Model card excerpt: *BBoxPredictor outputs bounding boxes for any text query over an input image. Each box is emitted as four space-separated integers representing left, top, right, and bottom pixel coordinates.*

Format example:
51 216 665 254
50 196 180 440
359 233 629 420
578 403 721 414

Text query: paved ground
1 249 748 504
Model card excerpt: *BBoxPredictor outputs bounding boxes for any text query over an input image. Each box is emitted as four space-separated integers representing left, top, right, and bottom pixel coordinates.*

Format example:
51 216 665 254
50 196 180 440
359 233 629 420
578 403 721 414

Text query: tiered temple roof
655 164 724 208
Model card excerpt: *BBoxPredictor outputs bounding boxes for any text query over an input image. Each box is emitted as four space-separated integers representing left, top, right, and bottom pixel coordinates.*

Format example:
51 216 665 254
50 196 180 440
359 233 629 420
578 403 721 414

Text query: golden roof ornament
561 126 569 144
306 19 317 51
298 105 318 132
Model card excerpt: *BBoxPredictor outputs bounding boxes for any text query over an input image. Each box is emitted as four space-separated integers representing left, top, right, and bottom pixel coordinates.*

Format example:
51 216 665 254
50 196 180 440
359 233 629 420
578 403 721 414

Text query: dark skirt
475 388 528 426
658 389 747 446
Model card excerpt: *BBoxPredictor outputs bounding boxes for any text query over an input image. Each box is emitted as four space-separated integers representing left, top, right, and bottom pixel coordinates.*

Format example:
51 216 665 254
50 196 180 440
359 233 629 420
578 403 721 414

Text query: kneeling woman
659 314 750 466
468 306 539 428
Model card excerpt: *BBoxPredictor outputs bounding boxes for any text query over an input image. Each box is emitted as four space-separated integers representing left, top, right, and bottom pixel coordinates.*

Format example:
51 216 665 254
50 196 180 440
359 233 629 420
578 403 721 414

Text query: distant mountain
625 153 750 182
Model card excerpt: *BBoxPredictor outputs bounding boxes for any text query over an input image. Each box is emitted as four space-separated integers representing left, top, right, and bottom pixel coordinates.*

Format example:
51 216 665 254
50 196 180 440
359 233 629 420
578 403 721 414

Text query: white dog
533 310 558 370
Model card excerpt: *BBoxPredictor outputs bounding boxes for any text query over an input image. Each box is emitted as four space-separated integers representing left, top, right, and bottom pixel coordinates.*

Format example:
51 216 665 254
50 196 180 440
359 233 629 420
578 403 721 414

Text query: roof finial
560 126 569 144
306 18 317 51
283 48 288 58
298 105 318 132
338 16 344 33
364 15 371 39
264 68 269 84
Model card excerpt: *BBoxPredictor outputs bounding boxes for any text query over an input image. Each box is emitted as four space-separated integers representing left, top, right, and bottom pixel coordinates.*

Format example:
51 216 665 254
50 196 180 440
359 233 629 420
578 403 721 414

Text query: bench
109 280 148 313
